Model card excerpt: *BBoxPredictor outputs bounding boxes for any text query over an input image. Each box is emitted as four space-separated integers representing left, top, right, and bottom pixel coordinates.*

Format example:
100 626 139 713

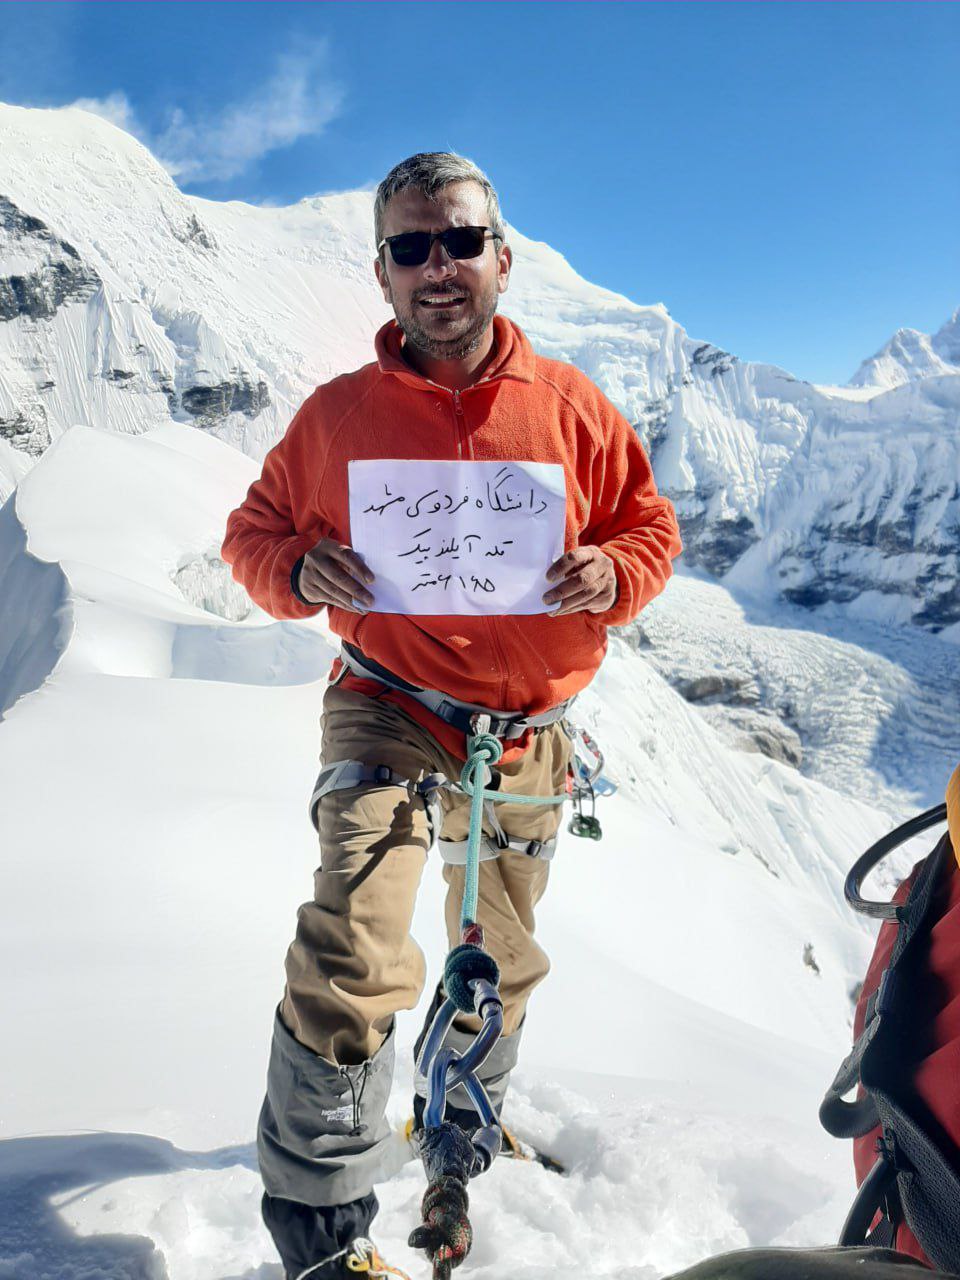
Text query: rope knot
443 943 500 1013
460 732 502 798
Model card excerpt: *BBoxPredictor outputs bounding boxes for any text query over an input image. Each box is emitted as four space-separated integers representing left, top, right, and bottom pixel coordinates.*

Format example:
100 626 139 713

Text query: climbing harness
339 642 575 740
408 717 565 1278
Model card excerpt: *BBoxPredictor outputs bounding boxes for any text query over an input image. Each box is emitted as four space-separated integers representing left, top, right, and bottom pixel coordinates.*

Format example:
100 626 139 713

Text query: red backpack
820 769 960 1271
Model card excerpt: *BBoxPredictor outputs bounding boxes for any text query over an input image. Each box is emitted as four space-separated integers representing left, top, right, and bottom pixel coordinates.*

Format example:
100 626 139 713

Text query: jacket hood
374 313 537 389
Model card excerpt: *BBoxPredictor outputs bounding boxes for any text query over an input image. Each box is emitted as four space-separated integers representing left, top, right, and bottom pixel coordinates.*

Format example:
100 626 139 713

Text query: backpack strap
819 983 885 1139
839 1151 901 1248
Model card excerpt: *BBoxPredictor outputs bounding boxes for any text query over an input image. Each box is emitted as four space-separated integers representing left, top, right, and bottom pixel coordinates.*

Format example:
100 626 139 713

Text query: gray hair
374 152 506 252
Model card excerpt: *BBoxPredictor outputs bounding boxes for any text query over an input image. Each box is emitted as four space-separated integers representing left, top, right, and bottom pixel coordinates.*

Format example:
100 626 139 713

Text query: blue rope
457 729 565 931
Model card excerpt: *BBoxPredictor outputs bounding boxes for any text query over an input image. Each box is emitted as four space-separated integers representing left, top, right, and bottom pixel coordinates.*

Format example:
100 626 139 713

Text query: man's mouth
417 293 468 310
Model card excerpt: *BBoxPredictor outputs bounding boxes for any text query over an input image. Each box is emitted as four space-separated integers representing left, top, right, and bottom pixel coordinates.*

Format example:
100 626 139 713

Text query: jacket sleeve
221 398 330 621
580 396 683 628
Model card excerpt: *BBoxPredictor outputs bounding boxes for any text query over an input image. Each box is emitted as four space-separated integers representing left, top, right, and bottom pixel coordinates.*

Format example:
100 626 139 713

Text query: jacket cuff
590 548 632 628
275 536 325 620
290 554 311 605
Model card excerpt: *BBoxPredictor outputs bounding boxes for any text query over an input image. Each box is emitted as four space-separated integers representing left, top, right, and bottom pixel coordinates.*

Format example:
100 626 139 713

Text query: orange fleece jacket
222 314 682 756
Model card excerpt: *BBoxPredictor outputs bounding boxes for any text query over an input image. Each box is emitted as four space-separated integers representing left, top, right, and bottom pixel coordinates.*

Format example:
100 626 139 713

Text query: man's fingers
542 564 601 606
301 580 361 611
328 542 375 585
300 566 370 612
547 568 616 615
304 559 374 607
549 588 602 616
546 547 593 581
321 560 375 606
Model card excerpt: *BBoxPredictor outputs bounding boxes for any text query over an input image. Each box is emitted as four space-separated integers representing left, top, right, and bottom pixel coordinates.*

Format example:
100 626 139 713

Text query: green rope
457 728 565 931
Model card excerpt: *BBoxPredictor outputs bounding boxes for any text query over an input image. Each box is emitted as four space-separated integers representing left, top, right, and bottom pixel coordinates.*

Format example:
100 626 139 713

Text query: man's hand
542 546 618 616
298 537 375 612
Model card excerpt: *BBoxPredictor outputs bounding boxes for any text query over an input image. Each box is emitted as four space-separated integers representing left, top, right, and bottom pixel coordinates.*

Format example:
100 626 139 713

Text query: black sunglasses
378 225 502 268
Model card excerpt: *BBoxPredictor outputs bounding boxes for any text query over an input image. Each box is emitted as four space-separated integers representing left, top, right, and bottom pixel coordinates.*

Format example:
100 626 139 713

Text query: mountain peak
848 313 960 389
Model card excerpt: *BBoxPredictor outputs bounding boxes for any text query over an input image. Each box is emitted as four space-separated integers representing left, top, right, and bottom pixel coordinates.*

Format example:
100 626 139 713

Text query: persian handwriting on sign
348 459 567 615
362 469 549 521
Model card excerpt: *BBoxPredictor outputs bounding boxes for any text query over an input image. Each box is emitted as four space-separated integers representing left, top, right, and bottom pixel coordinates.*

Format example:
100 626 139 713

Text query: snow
0 100 957 1280
0 423 938 1280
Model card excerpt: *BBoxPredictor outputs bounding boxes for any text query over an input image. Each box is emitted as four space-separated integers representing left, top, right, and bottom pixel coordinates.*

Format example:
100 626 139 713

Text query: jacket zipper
452 389 466 459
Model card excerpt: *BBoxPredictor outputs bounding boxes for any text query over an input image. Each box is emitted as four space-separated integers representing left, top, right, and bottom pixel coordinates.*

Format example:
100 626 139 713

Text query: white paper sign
348 459 567 615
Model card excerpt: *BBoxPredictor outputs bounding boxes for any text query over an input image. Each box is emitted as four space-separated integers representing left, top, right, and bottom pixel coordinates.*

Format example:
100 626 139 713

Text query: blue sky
1 1 957 384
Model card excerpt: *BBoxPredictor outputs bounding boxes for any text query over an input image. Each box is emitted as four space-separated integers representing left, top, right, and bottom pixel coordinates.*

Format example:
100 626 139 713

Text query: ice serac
0 101 957 632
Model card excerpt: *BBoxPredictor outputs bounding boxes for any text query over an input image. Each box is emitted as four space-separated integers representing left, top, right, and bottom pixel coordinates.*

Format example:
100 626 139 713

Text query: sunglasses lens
442 227 487 259
385 227 490 266
388 233 431 266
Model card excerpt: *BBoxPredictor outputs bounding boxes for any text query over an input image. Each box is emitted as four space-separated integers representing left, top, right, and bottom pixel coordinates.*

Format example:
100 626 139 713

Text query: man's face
374 180 511 361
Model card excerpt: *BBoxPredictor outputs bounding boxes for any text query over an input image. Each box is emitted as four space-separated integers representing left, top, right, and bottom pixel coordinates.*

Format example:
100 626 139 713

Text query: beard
393 278 500 361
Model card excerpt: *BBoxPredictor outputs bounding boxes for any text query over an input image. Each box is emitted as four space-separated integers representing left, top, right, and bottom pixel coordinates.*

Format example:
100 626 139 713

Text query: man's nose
422 239 458 281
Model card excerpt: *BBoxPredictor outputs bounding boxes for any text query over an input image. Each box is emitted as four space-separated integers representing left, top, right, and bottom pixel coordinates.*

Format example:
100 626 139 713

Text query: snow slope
0 424 922 1280
1 101 957 630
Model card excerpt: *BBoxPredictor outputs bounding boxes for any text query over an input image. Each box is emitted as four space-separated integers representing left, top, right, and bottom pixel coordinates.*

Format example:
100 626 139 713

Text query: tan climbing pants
280 681 573 1067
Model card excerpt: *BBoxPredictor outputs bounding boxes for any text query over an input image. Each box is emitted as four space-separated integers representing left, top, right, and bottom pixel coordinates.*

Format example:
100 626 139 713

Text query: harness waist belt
339 642 574 740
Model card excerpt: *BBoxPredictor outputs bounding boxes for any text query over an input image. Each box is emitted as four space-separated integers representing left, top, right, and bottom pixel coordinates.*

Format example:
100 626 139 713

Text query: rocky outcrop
672 505 760 577
675 671 759 706
0 403 50 456
690 343 738 378
0 196 100 322
667 668 804 768
180 375 270 423
167 210 217 251
774 482 960 631
698 704 804 769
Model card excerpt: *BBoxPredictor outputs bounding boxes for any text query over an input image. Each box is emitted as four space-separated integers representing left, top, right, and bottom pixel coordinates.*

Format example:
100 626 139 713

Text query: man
222 152 682 1278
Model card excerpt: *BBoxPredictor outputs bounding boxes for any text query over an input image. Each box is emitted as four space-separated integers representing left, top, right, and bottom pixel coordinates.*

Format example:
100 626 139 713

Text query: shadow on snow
0 1131 280 1280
